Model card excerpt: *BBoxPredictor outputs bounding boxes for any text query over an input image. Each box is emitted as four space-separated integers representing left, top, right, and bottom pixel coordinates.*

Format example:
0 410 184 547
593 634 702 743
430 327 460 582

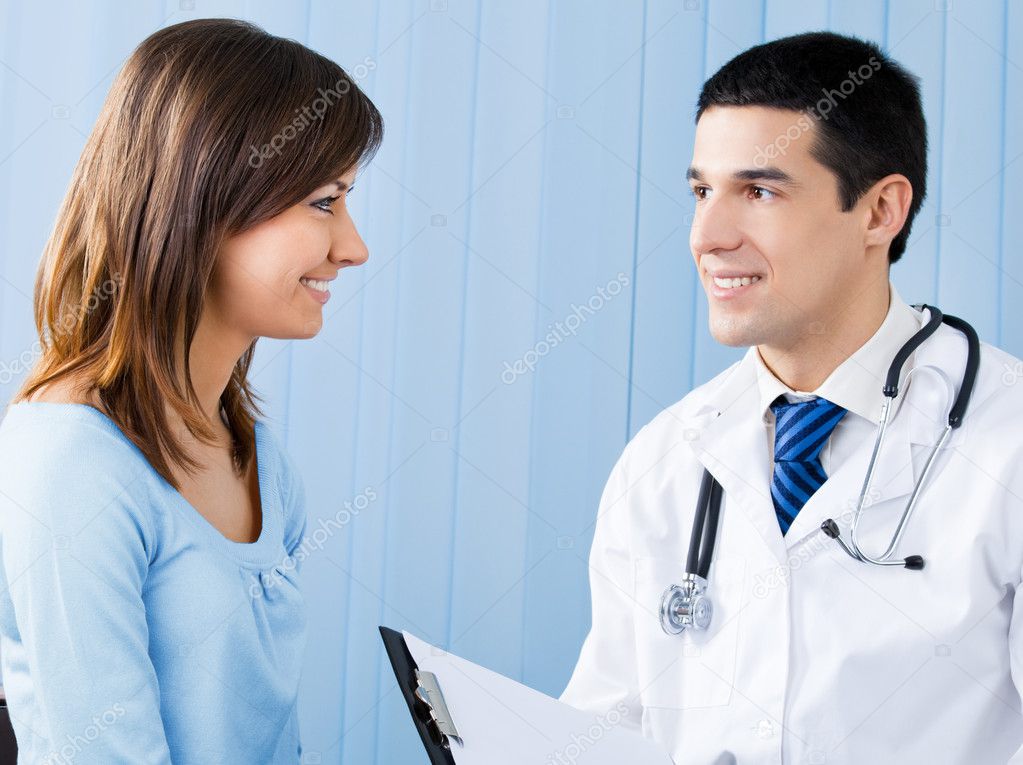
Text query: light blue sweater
0 401 308 763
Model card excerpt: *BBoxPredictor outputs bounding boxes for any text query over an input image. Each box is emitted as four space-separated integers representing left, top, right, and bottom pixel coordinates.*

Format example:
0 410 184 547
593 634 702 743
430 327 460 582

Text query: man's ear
863 174 913 249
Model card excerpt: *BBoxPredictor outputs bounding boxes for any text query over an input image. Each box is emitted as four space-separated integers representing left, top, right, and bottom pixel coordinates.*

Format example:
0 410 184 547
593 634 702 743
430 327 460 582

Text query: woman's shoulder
0 391 160 549
0 384 149 484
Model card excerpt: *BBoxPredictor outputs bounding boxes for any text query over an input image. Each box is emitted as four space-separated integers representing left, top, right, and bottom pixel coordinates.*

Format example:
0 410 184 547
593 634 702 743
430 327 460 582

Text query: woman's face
208 165 367 343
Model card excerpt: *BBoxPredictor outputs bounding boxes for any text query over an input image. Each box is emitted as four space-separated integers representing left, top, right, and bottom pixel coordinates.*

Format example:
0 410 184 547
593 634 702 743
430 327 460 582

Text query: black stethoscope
659 304 980 635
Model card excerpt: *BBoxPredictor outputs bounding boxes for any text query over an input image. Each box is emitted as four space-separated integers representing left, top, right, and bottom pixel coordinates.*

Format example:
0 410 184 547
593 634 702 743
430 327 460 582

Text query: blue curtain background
1 1 1021 762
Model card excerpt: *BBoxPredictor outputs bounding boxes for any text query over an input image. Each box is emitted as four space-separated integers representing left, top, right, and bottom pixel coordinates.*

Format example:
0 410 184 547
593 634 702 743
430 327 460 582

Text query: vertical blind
1 1 1020 761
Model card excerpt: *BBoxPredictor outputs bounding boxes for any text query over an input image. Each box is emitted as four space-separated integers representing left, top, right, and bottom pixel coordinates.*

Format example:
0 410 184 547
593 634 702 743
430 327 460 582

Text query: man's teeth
713 275 761 289
300 277 328 292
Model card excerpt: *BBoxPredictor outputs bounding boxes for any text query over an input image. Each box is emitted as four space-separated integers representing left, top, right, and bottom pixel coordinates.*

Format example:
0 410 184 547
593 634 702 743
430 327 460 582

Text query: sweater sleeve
275 434 307 760
0 422 173 763
279 440 307 565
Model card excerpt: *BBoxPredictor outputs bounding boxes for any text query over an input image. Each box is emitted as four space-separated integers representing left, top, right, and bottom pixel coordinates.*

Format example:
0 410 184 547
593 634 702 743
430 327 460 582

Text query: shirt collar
752 281 925 425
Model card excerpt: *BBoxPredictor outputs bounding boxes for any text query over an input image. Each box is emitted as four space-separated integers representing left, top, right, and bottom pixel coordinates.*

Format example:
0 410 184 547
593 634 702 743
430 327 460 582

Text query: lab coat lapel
683 330 972 564
685 349 789 568
782 326 971 548
780 402 917 548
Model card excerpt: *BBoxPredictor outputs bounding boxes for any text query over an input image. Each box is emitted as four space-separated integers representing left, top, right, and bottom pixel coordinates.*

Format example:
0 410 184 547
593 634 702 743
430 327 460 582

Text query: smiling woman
14 17 381 480
0 16 381 764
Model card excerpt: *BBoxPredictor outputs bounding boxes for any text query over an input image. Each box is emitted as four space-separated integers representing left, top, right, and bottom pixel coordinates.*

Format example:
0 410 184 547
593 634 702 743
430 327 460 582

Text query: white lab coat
560 319 1023 763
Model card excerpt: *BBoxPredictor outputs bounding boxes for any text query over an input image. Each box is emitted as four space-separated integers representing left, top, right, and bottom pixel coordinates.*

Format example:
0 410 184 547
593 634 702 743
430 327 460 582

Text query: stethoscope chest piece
659 572 713 634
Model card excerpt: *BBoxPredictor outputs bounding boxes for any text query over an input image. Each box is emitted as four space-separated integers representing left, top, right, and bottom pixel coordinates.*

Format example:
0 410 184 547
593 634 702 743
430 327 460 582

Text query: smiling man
559 31 1023 763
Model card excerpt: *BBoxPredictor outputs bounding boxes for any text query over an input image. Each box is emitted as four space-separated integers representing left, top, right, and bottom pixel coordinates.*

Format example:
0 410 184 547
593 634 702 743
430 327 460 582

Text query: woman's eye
312 194 342 214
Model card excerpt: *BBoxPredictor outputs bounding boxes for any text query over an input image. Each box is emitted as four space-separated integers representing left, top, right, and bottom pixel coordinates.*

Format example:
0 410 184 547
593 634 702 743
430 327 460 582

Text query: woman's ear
863 173 914 250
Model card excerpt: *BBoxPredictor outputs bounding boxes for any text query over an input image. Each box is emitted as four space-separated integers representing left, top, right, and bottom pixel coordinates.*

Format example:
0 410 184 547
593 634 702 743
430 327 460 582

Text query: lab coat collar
683 311 975 566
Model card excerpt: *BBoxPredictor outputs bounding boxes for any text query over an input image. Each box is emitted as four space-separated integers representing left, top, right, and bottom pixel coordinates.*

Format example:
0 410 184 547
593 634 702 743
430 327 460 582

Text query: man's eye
312 195 341 214
750 186 776 200
690 186 709 201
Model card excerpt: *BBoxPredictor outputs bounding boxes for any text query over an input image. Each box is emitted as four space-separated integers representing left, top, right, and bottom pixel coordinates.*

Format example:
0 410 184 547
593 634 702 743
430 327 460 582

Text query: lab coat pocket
633 555 745 709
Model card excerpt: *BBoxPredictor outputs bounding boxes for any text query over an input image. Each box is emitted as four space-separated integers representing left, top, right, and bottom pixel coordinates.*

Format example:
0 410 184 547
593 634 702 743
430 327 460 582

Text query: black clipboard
0 698 16 761
379 626 457 765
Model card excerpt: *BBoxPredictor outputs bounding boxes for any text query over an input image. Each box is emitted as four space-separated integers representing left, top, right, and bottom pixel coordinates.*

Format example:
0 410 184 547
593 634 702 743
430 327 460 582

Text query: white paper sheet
403 630 675 764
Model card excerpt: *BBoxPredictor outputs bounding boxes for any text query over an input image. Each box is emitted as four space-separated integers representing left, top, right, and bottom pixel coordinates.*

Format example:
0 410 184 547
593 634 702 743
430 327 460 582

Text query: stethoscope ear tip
821 519 840 539
904 555 925 570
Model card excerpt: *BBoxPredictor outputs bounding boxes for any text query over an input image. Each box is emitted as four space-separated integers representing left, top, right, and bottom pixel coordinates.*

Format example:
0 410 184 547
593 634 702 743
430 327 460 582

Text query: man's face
688 105 876 350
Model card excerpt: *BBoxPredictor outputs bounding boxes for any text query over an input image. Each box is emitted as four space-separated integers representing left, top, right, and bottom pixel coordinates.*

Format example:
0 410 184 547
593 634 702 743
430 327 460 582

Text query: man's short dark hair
696 31 927 265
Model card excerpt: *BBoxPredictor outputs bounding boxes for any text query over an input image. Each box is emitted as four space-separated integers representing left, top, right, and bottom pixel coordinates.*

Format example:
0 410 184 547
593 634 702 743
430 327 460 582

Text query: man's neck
757 282 891 392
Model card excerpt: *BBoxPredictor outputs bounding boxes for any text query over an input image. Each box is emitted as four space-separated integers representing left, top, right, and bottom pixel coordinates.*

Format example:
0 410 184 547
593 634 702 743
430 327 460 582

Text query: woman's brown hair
10 17 383 488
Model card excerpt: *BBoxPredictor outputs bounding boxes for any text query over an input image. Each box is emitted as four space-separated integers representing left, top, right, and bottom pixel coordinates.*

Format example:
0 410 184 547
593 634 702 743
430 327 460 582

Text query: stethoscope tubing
687 469 721 579
833 305 980 568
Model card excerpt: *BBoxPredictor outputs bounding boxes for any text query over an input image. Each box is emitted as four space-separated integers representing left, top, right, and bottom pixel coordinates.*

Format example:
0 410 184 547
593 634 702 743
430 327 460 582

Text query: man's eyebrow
685 166 799 187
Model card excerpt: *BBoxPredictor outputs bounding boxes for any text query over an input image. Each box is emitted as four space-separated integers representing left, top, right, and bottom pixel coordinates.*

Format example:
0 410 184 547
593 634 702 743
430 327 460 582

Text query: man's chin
711 333 756 348
708 314 764 348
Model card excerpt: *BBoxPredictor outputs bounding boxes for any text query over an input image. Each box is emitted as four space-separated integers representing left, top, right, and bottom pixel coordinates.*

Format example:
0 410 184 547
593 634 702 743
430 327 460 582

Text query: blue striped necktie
769 395 848 534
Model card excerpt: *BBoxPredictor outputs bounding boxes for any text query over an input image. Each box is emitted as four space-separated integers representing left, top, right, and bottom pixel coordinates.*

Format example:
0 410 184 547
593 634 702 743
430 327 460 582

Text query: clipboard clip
413 669 464 749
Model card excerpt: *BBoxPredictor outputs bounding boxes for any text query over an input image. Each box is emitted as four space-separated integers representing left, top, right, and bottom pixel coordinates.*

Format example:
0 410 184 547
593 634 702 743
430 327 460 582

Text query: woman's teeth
713 275 761 289
300 277 328 292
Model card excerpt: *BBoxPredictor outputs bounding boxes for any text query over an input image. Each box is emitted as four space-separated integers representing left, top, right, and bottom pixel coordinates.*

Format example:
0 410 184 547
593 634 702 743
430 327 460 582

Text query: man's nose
690 196 743 256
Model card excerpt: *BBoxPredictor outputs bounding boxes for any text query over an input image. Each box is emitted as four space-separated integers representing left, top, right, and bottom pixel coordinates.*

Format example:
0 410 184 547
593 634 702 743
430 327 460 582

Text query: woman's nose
331 216 369 267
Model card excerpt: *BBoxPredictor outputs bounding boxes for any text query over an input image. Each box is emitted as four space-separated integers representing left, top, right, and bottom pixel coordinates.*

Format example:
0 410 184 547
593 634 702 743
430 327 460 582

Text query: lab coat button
753 719 776 739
